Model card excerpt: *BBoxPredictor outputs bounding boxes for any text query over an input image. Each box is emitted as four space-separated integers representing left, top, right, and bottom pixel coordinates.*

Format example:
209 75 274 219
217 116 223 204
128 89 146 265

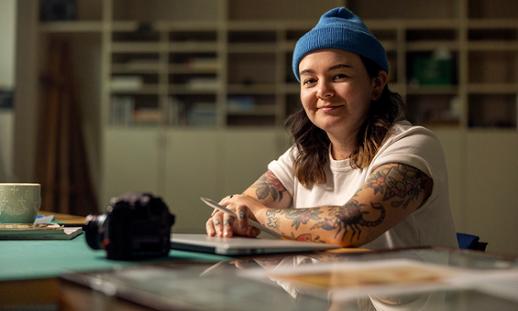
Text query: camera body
85 192 175 260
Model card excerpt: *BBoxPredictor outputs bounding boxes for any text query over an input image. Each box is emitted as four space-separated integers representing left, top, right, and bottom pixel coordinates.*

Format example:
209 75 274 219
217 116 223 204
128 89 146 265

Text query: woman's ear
371 71 388 101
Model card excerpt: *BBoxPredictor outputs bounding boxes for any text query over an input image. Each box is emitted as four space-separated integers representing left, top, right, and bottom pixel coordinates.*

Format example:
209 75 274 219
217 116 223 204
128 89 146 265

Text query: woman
206 7 457 248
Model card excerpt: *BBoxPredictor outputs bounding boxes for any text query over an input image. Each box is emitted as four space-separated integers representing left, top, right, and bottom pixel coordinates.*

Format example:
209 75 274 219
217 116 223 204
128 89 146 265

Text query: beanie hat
292 7 388 81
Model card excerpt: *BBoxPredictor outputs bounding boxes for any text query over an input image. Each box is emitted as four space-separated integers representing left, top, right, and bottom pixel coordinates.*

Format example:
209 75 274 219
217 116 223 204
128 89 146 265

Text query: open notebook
171 233 339 256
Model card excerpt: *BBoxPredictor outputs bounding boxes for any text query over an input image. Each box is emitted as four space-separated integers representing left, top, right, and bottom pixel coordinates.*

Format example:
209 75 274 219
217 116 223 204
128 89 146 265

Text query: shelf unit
34 0 518 251
37 0 518 130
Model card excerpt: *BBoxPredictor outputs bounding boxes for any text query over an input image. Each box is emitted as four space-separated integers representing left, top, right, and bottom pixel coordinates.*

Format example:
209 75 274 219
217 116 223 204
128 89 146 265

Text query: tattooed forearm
311 201 385 241
262 202 384 244
255 164 431 246
254 170 287 202
265 208 321 230
284 208 321 229
366 164 432 209
290 233 323 243
266 209 280 229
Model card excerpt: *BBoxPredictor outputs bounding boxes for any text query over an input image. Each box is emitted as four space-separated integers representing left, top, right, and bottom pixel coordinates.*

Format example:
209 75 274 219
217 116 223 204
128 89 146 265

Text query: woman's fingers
234 206 261 238
206 211 237 237
205 217 215 236
247 227 261 237
206 196 260 238
219 194 239 205
236 205 248 230
212 194 238 216
213 212 224 237
223 212 234 237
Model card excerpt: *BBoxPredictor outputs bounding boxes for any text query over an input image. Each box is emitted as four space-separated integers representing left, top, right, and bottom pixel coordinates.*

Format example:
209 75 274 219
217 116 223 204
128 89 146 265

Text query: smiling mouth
318 105 343 112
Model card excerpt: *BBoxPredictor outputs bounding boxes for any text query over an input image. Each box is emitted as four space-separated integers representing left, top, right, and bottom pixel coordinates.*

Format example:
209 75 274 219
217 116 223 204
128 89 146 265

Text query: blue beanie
292 7 388 81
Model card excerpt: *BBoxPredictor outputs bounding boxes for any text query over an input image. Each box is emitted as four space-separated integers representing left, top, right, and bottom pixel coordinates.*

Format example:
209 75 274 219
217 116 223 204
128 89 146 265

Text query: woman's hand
205 194 262 238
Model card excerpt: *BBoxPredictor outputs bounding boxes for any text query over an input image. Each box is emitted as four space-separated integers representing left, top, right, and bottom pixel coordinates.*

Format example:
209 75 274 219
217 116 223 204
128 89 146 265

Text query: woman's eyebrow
328 63 353 70
299 63 353 76
299 68 315 76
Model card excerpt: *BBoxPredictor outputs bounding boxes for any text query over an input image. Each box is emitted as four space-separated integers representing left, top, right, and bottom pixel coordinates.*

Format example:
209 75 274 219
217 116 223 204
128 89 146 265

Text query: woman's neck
328 134 356 160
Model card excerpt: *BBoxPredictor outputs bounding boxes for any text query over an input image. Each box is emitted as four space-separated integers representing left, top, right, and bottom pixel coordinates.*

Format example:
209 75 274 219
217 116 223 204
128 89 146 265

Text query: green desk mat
0 233 229 281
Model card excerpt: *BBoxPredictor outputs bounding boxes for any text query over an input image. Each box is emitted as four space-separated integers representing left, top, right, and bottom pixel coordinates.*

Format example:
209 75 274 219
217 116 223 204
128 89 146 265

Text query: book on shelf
187 58 219 70
187 102 217 126
185 78 219 91
110 96 135 126
227 96 255 112
133 108 162 125
110 76 143 91
123 61 161 71
409 48 455 86
167 97 183 126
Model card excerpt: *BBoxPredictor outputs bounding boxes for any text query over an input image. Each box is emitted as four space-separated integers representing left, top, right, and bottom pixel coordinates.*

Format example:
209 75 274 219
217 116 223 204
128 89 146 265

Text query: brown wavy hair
286 56 405 188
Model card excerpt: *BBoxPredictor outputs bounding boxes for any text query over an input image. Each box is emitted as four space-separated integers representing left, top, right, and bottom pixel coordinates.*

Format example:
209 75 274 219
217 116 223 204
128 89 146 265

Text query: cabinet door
164 129 222 233
466 132 518 254
434 129 464 229
163 129 288 233
221 129 287 194
101 128 162 207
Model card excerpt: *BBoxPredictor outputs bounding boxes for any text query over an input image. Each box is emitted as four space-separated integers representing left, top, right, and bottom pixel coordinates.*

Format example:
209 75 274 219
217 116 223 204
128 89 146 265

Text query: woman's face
298 49 381 138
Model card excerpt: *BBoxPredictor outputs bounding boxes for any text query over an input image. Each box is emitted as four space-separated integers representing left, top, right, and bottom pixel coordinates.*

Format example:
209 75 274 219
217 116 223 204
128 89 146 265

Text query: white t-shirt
267 121 457 249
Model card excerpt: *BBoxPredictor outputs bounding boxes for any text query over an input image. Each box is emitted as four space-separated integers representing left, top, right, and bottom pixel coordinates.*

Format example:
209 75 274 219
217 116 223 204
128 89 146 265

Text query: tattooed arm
206 170 291 237
252 163 433 246
242 170 292 210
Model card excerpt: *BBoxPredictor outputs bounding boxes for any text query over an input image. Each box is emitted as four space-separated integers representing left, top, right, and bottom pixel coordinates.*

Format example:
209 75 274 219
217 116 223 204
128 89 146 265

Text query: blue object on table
457 232 488 251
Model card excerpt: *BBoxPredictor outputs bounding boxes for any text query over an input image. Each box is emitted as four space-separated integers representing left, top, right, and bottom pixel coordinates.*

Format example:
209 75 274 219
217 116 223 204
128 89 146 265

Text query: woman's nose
316 81 334 99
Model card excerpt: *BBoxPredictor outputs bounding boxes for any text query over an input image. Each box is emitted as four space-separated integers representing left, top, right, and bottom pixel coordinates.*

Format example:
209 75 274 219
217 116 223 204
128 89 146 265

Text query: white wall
0 111 14 180
13 0 38 182
0 0 16 88
0 0 16 180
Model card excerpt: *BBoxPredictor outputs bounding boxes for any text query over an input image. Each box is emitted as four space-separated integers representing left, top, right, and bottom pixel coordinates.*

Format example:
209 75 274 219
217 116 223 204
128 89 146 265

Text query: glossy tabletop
60 247 518 311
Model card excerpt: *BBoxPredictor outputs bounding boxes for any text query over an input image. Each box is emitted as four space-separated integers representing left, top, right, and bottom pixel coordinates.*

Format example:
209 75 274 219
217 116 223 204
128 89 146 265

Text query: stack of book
0 223 83 240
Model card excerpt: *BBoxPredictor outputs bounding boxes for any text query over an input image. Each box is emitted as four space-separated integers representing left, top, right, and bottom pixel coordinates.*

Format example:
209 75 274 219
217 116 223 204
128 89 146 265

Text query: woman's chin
314 118 346 133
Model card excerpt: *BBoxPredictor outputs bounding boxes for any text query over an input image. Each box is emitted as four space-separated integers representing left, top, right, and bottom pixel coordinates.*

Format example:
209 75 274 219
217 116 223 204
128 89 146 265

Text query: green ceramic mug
0 183 41 223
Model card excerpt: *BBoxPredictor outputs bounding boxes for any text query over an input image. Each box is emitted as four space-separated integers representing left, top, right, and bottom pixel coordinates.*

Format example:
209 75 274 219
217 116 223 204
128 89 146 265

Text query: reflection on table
60 247 518 311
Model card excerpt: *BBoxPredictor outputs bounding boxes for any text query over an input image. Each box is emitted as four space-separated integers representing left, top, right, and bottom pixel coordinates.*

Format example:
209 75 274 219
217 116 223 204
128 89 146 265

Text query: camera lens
84 214 107 250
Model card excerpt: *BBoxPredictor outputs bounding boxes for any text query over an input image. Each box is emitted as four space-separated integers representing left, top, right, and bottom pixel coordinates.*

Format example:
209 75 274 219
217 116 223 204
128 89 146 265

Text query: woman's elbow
330 228 378 248
323 232 359 248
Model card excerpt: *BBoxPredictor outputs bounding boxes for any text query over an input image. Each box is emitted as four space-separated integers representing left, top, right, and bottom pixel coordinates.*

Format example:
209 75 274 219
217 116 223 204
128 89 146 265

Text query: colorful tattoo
284 208 321 230
265 208 321 231
224 218 232 226
366 164 432 209
259 164 430 245
312 200 385 241
254 171 287 202
265 209 280 229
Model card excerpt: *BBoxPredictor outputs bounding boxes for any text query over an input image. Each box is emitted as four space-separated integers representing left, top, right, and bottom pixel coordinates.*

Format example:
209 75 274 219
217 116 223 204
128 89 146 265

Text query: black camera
85 192 175 260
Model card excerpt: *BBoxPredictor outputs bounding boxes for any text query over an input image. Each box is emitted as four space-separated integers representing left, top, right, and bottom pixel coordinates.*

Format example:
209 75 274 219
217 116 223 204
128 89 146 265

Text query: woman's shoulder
272 145 299 165
385 120 439 144
370 120 447 178
375 120 445 163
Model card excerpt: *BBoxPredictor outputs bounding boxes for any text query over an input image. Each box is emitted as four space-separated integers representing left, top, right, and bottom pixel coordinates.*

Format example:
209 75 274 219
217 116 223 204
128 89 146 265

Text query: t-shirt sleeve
368 126 446 181
267 146 297 196
368 126 448 204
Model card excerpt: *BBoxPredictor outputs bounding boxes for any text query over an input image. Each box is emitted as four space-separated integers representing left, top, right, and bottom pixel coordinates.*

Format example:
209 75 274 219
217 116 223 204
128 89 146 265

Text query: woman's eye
333 74 348 80
302 78 317 86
